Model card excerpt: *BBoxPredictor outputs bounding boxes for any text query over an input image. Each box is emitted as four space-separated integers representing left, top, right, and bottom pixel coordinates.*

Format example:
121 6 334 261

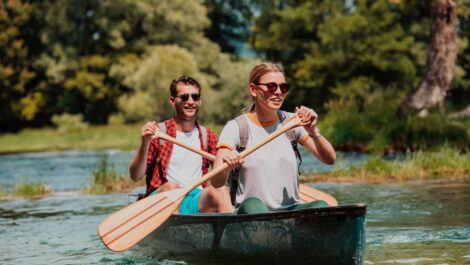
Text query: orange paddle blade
98 188 186 252
299 184 338 206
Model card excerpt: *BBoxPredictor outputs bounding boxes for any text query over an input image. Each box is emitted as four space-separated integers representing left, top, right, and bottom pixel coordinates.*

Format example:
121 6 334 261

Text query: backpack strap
198 124 211 170
198 124 208 152
157 122 166 146
234 115 249 152
277 111 295 142
227 115 248 206
277 110 302 170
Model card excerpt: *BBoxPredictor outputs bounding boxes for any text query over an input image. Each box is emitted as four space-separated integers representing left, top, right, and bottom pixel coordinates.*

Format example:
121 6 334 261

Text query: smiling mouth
183 106 198 111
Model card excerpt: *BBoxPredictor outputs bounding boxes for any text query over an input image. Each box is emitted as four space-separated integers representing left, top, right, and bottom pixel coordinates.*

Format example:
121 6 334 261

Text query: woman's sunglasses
254 82 290 94
175 93 201 101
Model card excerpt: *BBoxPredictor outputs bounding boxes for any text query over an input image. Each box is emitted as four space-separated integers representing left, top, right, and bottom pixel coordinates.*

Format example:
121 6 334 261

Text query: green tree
402 0 458 115
110 45 207 122
35 0 222 124
204 0 255 54
449 0 470 117
252 0 426 111
0 1 44 131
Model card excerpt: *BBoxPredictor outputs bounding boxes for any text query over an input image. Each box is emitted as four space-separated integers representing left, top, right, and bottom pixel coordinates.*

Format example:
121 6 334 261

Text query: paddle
299 184 337 206
154 129 216 160
154 129 338 206
98 114 307 252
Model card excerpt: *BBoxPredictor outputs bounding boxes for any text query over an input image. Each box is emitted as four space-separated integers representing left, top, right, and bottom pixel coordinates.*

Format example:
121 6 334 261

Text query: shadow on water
0 208 77 219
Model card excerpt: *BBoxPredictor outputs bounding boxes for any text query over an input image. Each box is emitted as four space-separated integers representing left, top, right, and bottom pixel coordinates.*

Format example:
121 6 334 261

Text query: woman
212 62 336 214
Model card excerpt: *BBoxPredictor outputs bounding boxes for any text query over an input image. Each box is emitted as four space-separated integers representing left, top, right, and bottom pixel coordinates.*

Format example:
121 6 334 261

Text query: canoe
129 190 366 265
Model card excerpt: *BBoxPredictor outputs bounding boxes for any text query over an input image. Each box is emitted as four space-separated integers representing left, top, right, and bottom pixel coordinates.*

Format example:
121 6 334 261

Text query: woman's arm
302 133 336 165
296 106 336 165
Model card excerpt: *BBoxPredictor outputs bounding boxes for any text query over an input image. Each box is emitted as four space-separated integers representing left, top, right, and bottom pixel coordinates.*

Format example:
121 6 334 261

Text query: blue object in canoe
129 189 366 265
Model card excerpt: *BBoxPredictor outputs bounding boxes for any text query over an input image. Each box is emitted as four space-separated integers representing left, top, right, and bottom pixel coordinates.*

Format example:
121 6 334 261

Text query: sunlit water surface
0 150 468 265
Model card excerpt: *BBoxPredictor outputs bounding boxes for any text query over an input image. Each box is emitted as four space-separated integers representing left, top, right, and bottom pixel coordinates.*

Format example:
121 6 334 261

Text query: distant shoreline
301 174 470 184
1 126 469 188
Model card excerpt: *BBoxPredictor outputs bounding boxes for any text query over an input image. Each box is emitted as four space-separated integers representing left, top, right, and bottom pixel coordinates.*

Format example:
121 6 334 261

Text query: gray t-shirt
218 112 309 210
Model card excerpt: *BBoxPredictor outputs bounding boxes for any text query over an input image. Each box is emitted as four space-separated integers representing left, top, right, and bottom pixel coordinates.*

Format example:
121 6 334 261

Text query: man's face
170 83 201 120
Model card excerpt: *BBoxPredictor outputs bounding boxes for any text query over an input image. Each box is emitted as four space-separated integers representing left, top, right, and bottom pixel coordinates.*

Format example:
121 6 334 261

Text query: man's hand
141 121 158 144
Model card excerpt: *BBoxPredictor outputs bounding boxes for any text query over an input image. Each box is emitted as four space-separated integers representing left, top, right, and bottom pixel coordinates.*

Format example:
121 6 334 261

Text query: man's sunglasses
254 82 290 94
175 93 201 101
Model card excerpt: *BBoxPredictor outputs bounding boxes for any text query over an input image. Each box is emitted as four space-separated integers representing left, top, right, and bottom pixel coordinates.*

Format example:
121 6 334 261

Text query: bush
51 113 88 133
321 90 469 153
84 155 141 194
111 45 210 123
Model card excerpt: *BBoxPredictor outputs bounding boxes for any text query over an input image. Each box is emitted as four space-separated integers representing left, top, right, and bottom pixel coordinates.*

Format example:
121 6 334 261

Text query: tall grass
303 148 470 183
13 182 51 198
83 156 143 194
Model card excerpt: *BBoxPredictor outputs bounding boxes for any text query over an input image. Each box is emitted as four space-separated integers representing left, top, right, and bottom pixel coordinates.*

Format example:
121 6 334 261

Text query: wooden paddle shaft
155 131 216 161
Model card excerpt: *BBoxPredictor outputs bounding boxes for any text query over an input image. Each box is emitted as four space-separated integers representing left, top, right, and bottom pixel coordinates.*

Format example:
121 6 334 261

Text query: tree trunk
449 105 470 119
402 0 457 114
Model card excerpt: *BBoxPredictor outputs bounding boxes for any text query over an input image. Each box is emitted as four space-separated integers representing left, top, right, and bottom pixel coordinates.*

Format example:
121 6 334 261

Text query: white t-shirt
166 127 203 187
217 112 310 210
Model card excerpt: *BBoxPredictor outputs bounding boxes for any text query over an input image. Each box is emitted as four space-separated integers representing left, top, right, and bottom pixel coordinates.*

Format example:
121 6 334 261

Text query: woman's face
250 71 288 111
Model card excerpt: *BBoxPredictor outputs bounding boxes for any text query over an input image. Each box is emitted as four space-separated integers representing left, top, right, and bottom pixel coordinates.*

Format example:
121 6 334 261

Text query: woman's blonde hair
243 62 285 112
248 62 285 84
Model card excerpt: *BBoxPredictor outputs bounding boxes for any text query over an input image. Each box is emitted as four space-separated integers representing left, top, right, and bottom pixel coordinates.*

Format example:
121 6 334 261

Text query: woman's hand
212 148 244 188
295 106 318 135
221 150 244 169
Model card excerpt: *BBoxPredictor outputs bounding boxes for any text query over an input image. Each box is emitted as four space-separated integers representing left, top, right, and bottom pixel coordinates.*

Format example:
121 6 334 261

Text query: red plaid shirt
145 117 218 196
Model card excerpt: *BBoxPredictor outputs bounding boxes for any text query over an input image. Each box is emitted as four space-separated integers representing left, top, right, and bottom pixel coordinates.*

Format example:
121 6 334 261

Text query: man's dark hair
169 75 201 97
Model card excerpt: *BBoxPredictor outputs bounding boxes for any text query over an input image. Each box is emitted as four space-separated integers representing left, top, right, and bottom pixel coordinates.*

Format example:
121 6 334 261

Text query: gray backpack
228 110 302 206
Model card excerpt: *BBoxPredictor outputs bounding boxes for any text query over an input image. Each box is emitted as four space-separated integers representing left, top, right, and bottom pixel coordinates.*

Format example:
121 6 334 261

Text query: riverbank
1 126 469 195
0 123 224 155
302 148 470 183
1 147 468 200
0 124 141 154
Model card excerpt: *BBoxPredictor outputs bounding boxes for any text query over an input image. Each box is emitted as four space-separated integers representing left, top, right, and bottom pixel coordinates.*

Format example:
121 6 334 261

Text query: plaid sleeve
206 128 219 156
146 139 159 178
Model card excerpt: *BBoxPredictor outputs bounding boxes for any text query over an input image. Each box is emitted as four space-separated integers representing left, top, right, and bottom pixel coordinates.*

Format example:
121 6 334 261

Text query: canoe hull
135 204 366 265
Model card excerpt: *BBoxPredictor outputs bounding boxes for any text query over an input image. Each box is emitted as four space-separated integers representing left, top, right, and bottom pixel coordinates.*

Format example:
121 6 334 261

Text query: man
129 75 233 214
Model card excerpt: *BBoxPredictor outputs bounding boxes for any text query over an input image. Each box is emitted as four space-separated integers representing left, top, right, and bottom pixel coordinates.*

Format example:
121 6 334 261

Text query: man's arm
129 121 158 181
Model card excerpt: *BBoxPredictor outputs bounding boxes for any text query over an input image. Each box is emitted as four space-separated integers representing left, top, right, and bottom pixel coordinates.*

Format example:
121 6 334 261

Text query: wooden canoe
129 188 366 265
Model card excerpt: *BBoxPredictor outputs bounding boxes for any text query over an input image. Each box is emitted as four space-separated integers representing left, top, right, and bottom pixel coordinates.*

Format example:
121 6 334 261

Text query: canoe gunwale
167 203 366 224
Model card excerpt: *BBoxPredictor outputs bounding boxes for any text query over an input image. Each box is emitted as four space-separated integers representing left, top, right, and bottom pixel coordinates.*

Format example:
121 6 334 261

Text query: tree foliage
0 0 252 130
0 1 43 131
252 0 428 111
1 0 469 152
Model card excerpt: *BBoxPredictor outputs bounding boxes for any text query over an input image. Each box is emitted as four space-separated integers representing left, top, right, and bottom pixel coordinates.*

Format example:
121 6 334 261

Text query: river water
0 150 469 265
